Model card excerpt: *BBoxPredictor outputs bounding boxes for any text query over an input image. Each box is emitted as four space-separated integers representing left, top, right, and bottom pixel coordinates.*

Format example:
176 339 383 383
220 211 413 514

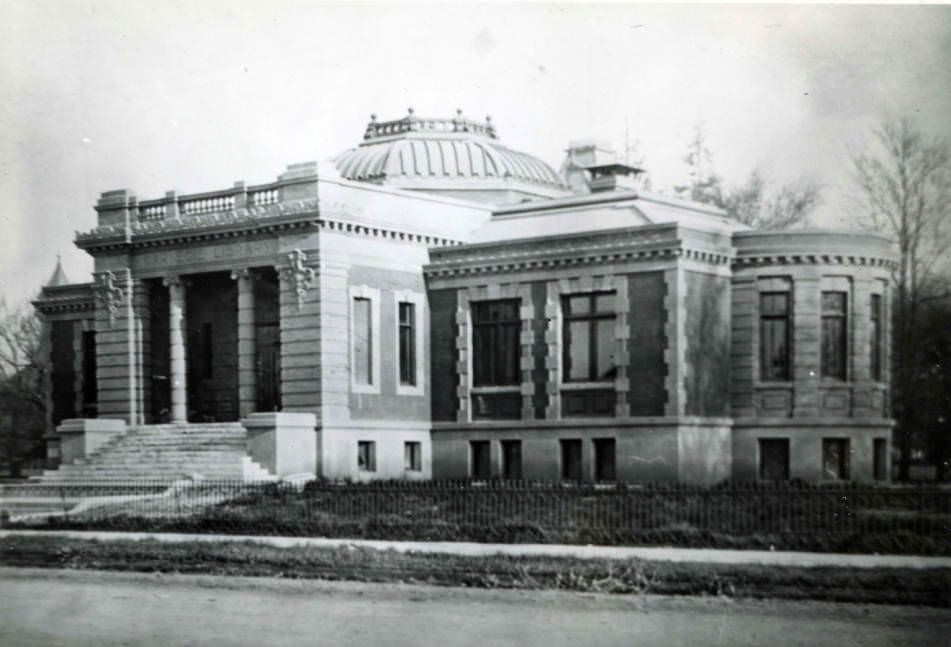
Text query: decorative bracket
280 249 316 310
93 270 126 327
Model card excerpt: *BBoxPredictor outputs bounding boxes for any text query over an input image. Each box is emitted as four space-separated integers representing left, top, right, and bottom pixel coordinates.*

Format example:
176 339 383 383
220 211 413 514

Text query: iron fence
2 479 950 548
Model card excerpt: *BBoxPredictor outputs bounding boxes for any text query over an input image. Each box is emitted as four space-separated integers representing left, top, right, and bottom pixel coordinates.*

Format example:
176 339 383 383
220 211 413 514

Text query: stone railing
363 109 498 141
129 181 283 223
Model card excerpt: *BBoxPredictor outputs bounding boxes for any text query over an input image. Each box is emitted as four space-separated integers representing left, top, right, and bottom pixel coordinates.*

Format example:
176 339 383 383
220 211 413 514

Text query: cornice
732 253 898 270
424 226 733 279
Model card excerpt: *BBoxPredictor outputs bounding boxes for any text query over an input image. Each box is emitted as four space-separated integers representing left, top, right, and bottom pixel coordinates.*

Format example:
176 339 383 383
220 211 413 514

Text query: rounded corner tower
333 109 569 205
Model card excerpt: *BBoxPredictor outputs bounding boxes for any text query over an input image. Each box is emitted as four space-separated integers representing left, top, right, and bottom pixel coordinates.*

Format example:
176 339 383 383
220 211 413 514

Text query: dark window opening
760 292 790 381
472 300 520 386
501 440 522 480
822 438 850 480
561 438 583 481
874 438 888 481
821 291 847 380
562 389 615 418
870 294 882 382
593 438 616 482
404 441 421 472
353 297 372 385
81 330 97 416
472 392 521 420
563 292 617 382
470 441 491 479
758 438 790 481
357 441 376 472
399 302 416 386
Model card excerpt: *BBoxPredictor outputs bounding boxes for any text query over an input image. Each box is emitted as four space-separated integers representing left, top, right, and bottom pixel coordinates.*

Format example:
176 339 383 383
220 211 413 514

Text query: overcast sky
2 2 949 308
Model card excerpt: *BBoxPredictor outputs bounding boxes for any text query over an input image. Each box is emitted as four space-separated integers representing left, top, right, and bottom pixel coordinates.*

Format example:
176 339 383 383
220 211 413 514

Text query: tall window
357 441 376 472
353 297 372 386
593 438 616 482
821 291 847 380
874 438 888 481
760 293 790 381
822 438 850 480
398 302 416 386
470 440 491 479
870 294 882 382
563 292 616 382
561 439 582 481
758 438 790 481
501 440 522 480
472 300 520 386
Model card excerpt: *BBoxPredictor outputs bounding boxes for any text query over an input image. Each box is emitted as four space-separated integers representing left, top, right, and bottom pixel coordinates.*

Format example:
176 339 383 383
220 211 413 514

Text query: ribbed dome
334 111 566 191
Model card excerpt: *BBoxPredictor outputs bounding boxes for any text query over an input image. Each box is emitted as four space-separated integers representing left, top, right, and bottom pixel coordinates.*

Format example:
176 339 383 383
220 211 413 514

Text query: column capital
162 275 190 289
230 268 253 281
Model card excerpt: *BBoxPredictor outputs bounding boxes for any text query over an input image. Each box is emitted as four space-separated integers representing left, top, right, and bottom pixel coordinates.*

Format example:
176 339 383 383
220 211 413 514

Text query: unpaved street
0 567 947 646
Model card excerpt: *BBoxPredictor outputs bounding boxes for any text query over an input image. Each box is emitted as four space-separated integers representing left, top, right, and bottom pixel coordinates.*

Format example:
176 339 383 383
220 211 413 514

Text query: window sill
396 383 424 397
754 382 793 389
560 381 614 391
471 385 521 394
352 383 381 395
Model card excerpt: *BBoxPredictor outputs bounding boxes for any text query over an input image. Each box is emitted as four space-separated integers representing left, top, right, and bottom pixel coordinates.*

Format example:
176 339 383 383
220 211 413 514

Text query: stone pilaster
278 249 322 414
315 260 348 422
729 276 756 417
164 275 187 423
664 263 687 417
94 268 137 424
792 272 821 417
232 268 257 418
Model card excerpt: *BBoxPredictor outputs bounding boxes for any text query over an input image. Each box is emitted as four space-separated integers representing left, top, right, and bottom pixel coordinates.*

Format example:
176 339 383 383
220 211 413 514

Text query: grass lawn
2 534 949 607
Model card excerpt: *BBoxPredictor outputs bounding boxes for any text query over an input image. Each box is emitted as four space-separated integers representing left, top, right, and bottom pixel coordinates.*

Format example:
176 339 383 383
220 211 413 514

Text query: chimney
560 140 617 193
587 162 645 193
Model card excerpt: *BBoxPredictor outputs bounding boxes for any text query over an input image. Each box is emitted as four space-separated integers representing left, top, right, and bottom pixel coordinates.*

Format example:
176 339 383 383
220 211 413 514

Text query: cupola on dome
334 109 568 205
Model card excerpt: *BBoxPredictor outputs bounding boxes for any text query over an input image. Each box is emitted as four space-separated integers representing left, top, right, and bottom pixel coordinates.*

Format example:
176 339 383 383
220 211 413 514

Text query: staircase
35 423 274 482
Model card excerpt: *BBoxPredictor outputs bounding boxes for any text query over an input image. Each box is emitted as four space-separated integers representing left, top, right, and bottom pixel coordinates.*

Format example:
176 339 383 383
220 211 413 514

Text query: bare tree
852 116 951 480
0 298 47 476
676 123 821 229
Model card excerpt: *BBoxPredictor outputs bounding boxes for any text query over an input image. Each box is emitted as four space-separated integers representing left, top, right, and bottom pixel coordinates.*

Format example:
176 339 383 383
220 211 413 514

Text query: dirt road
1 567 947 646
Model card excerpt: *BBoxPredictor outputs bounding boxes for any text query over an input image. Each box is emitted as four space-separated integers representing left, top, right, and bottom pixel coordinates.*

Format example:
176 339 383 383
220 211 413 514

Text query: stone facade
33 113 897 483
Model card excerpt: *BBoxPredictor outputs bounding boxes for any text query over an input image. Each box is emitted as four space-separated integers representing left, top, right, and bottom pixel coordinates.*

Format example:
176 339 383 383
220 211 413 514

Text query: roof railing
363 108 498 141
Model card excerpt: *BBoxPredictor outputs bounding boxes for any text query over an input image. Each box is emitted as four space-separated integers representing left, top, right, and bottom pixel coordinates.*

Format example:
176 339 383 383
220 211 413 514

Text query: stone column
232 268 257 418
165 276 188 423
664 262 687 417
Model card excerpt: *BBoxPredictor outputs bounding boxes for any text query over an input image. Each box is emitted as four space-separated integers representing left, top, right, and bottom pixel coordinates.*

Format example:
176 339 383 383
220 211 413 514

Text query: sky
1 1 949 308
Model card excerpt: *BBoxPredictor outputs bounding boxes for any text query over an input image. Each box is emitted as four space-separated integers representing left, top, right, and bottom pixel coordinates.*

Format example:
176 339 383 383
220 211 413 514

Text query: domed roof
334 110 567 202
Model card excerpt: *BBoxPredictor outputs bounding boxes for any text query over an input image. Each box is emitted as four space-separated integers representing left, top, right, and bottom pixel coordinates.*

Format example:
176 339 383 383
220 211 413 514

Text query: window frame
593 437 617 482
470 440 491 480
759 292 791 382
561 291 617 384
500 440 522 481
560 438 583 482
821 437 850 481
870 293 883 382
349 285 381 394
471 299 522 388
758 437 790 481
394 290 425 396
404 441 422 472
821 290 849 381
357 440 376 472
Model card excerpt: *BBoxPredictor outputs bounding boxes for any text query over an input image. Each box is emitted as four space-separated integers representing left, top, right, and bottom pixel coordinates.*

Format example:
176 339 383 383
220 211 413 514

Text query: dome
334 110 568 204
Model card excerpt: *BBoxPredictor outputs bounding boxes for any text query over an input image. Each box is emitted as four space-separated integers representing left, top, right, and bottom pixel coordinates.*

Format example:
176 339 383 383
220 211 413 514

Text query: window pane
472 300 520 386
500 322 520 385
561 439 582 480
874 438 887 480
870 294 882 381
761 318 789 381
567 320 591 380
404 441 421 471
822 438 850 480
821 316 846 379
353 298 372 385
358 441 376 472
399 302 415 385
567 295 590 315
594 293 614 313
759 438 789 480
596 318 616 380
594 438 616 481
471 441 491 479
501 440 522 480
822 292 846 314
